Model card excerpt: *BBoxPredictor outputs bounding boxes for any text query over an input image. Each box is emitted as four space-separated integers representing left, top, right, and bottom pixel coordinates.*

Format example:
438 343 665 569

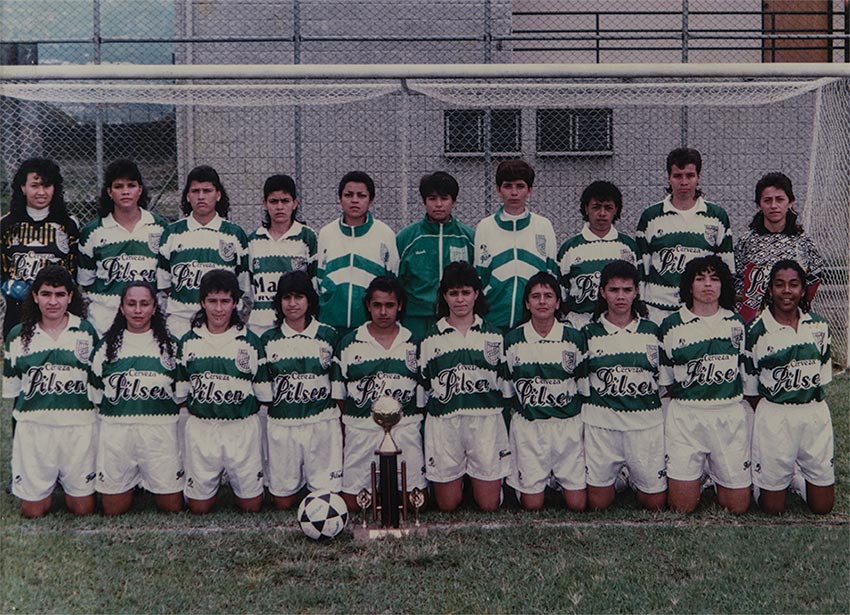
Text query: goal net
1 68 848 366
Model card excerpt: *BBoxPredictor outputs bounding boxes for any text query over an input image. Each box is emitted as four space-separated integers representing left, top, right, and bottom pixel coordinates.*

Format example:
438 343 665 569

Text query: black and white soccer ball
297 490 349 540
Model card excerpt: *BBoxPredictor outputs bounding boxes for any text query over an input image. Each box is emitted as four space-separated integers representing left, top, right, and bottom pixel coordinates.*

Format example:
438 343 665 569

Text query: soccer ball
297 490 349 540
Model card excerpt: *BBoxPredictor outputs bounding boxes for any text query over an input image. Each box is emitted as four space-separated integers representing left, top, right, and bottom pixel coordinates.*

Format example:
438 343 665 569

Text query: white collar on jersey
522 320 564 342
600 313 639 334
280 318 320 338
355 322 412 349
762 307 813 333
661 195 707 215
187 213 223 231
436 314 483 333
679 306 733 323
103 208 155 228
580 224 619 242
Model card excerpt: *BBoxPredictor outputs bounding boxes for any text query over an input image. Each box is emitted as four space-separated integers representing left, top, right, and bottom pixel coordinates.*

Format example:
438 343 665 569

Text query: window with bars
536 108 613 156
444 109 521 156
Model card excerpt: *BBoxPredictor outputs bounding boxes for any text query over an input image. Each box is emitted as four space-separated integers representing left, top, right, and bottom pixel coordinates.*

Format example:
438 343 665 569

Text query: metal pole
93 0 104 192
845 0 849 63
680 0 689 148
484 0 492 216
595 13 601 63
293 0 302 196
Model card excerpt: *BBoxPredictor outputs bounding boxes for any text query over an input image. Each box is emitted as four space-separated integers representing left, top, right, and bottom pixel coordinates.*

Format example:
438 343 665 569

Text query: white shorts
424 413 511 483
665 399 752 489
96 420 184 495
507 414 585 494
183 414 264 500
752 399 834 490
267 417 343 497
342 420 427 494
11 421 97 501
584 423 667 494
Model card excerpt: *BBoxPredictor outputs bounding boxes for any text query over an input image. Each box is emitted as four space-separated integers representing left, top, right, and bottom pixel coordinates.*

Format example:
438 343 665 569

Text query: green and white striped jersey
744 309 831 405
157 214 249 337
262 319 339 423
659 307 745 407
636 197 734 311
419 316 510 418
557 225 639 317
88 330 179 423
247 222 318 336
331 324 421 426
77 209 169 334
504 321 583 420
175 324 270 420
3 314 97 425
580 316 662 430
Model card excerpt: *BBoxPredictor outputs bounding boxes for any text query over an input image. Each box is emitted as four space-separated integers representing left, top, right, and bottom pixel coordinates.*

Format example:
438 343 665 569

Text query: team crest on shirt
55 229 70 254
646 344 659 368
449 246 467 263
219 240 236 261
484 341 501 366
405 349 418 373
730 326 744 349
703 224 719 245
319 346 333 370
291 256 308 272
479 244 491 265
235 348 252 373
561 350 576 372
252 258 261 271
75 338 91 364
620 248 635 264
380 243 389 265
535 234 547 256
812 331 826 353
160 351 176 371
148 232 161 253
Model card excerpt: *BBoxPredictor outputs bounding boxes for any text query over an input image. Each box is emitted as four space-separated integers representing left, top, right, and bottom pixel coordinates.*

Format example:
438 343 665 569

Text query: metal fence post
93 0 104 192
680 0 689 148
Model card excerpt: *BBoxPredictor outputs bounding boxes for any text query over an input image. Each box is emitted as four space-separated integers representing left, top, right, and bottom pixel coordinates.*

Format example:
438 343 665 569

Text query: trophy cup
353 397 427 540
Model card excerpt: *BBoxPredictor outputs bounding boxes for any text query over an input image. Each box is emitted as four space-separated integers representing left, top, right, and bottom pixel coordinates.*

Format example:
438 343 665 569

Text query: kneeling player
262 271 342 510
419 261 512 512
89 281 183 514
659 256 751 514
745 260 834 515
176 269 270 514
505 271 586 511
3 265 97 518
581 261 666 511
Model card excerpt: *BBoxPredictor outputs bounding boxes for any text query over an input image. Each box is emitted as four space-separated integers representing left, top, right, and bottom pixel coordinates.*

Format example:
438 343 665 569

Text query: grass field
1 375 848 614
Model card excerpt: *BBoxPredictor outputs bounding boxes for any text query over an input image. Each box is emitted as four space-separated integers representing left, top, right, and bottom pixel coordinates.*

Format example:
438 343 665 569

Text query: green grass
1 375 848 614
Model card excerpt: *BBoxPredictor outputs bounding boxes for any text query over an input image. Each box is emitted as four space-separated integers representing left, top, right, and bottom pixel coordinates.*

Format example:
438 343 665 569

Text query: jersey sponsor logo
811 331 826 354
595 366 654 397
535 234 547 256
101 255 156 284
13 251 60 281
23 364 87 400
352 372 415 408
75 339 91 364
105 370 173 404
189 372 246 404
498 449 511 459
252 274 278 299
768 360 821 396
319 346 333 370
561 350 576 373
54 229 70 254
478 244 491 265
484 341 501 366
730 326 744 349
657 245 702 275
218 240 236 261
271 373 329 405
235 348 252 373
449 245 467 263
574 271 600 304
171 261 217 292
160 351 176 371
646 344 659 368
147 231 162 253
513 377 572 407
683 354 738 388
434 364 491 403
703 224 719 245
405 349 418 373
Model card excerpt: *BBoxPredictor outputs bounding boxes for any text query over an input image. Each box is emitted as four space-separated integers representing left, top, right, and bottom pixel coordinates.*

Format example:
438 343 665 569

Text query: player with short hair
558 180 640 329
396 171 475 339
504 271 586 511
88 281 183 515
78 159 170 334
474 159 558 332
247 174 318 337
332 275 426 512
262 270 342 510
734 173 823 323
636 148 735 324
659 255 751 514
176 269 270 514
316 171 399 337
744 259 834 515
419 261 512 512
157 165 249 339
581 260 666 511
3 265 96 518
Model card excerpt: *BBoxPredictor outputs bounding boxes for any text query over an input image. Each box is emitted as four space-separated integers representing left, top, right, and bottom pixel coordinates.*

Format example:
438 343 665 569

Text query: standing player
158 165 249 339
419 261 512 512
3 265 96 518
176 269 270 514
332 276 426 512
88 281 183 515
2 158 79 337
262 271 342 510
78 159 170 334
504 272 586 511
247 174 318 337
558 181 639 329
734 173 823 323
316 171 398 337
659 256 751 514
474 159 558 332
744 260 834 515
581 261 666 512
396 171 475 339
636 148 734 324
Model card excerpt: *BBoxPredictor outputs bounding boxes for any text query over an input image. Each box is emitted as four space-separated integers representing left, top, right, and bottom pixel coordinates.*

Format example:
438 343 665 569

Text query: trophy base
353 526 429 541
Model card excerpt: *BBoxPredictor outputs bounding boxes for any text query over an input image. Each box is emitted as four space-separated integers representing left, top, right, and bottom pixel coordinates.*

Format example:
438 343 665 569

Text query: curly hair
18 265 86 352
104 281 174 363
9 158 70 222
679 255 735 310
591 260 648 322
760 259 811 314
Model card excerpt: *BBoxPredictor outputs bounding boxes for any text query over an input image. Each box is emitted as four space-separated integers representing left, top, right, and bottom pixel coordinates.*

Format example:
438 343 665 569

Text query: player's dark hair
19 265 86 353
679 255 735 310
9 157 69 222
337 170 375 201
190 269 243 330
749 172 802 236
580 180 623 222
180 165 230 218
436 261 488 318
363 275 406 319
419 171 459 201
97 159 150 217
273 270 319 327
592 260 648 321
495 159 535 188
665 147 703 198
261 173 302 228
762 259 811 314
104 281 174 363
520 271 563 323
